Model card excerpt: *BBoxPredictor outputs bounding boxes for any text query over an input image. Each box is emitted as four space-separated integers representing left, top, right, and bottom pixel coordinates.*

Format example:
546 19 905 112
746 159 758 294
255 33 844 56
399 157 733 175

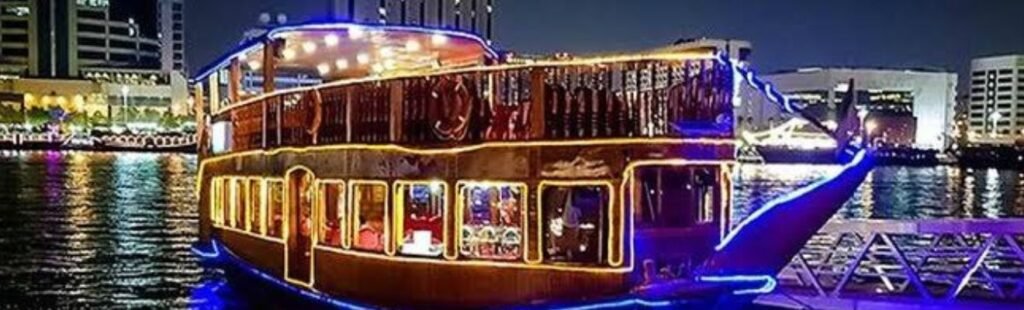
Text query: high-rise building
0 0 190 129
158 0 185 73
0 0 185 77
328 0 494 41
968 55 1024 143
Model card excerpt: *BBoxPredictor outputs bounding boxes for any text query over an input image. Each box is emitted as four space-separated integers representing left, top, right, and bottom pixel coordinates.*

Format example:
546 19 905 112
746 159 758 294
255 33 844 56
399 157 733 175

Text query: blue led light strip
698 274 778 295
195 239 373 310
715 150 868 251
716 53 797 114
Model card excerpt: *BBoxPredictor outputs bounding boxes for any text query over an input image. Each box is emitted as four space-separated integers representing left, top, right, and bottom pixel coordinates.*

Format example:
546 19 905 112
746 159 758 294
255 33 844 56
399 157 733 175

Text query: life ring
430 76 473 141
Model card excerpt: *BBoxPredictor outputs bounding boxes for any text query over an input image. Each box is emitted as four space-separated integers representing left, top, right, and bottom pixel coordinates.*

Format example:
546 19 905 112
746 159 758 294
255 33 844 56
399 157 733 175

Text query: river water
0 151 1021 308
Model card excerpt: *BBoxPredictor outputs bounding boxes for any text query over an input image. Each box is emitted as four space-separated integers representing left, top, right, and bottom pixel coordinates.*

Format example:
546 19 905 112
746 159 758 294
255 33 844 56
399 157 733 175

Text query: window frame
536 180 616 267
455 180 529 263
315 179 348 249
264 178 286 240
348 180 392 255
393 180 449 258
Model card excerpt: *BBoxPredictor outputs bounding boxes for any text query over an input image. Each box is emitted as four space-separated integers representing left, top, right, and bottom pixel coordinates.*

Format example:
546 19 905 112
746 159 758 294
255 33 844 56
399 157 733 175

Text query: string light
324 34 340 47
335 59 349 70
302 42 318 54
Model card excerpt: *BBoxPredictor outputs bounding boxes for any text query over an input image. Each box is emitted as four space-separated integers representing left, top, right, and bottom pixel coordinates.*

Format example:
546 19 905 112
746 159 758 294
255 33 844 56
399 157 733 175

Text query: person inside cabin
322 220 341 247
357 213 385 252
548 189 583 260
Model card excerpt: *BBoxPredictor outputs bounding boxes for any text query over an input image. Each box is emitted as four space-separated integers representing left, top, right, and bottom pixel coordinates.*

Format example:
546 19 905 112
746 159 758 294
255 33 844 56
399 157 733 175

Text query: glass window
234 179 249 230
352 182 388 253
459 183 525 261
211 178 227 225
249 179 263 234
541 184 610 265
318 182 346 248
396 182 446 257
636 166 721 228
267 180 284 238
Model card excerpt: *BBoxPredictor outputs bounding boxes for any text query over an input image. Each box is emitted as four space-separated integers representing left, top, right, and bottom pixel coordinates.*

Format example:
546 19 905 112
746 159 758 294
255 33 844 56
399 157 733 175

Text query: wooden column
228 58 242 103
194 83 207 154
389 81 404 142
528 68 546 139
263 39 282 94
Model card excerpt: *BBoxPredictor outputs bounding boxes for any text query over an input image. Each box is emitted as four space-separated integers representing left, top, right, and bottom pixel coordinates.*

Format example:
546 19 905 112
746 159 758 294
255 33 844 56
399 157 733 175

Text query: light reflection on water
733 164 1024 221
1 152 1023 308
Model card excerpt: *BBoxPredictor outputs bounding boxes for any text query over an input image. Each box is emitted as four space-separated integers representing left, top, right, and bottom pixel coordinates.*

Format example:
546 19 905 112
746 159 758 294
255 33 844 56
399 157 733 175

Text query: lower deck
198 140 735 307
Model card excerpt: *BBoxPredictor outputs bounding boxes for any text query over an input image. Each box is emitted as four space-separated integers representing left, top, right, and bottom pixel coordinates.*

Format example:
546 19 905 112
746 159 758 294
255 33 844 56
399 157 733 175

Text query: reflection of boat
191 22 872 309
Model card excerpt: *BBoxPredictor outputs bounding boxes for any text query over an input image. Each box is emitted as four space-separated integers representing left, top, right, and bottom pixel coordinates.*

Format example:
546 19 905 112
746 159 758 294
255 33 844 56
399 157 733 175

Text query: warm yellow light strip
195 138 735 196
212 51 717 116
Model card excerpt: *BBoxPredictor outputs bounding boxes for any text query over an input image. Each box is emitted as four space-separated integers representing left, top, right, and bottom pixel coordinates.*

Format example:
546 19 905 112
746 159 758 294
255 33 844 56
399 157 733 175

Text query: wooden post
528 68 546 139
263 39 282 94
194 83 206 155
228 58 242 103
390 81 404 142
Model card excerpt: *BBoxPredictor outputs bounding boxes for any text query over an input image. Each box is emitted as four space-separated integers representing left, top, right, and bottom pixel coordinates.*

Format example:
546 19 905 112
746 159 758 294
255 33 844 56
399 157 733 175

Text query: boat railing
770 219 1024 304
210 53 734 155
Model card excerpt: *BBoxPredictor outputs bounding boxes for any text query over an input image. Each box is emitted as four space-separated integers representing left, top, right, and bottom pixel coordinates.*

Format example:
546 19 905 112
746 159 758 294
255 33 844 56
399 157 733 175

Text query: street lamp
990 112 1002 137
121 85 130 126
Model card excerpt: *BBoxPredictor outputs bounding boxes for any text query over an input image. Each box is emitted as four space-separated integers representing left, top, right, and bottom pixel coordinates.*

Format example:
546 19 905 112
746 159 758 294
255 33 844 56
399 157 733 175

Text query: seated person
356 215 385 252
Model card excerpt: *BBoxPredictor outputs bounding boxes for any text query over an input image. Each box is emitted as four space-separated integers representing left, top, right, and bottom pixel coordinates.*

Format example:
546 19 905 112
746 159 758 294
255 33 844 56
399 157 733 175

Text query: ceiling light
335 59 349 70
324 34 340 47
302 42 317 54
357 53 370 64
248 60 261 70
282 49 296 60
317 63 330 75
379 47 395 58
349 26 365 40
405 40 421 52
431 33 448 46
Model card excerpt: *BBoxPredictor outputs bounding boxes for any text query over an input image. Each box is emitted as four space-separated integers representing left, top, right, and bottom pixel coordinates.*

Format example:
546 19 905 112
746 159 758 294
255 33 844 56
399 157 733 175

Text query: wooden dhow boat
190 22 873 309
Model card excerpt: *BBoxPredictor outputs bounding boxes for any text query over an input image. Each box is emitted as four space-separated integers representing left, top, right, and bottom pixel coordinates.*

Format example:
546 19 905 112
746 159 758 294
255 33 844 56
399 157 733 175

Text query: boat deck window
318 181 346 248
249 179 263 234
267 180 284 238
352 182 389 253
459 183 525 261
395 182 446 258
211 178 227 226
541 185 610 265
636 166 720 228
233 179 248 230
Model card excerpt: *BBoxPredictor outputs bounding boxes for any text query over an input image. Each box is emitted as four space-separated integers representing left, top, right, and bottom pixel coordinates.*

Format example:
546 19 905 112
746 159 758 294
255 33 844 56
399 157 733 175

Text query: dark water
0 152 1022 308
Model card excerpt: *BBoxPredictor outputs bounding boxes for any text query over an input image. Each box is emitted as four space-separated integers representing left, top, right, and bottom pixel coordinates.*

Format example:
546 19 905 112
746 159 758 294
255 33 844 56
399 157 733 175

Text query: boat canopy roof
192 22 499 83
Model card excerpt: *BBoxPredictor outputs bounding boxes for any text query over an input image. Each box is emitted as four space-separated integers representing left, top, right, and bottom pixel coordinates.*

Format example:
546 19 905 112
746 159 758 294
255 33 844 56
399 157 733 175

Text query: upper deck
192 23 735 158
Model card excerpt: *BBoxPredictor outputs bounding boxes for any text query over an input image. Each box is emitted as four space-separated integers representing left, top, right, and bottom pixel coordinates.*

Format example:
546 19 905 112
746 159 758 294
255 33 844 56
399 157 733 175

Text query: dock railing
764 219 1024 307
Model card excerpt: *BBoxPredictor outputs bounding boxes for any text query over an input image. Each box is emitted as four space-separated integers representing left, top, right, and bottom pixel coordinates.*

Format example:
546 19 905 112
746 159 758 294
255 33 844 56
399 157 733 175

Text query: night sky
187 0 1024 80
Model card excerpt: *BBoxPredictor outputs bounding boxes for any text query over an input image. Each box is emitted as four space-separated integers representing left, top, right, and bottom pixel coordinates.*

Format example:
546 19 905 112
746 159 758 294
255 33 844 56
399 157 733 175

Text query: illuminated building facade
738 68 957 150
968 54 1024 143
0 0 190 129
328 0 495 40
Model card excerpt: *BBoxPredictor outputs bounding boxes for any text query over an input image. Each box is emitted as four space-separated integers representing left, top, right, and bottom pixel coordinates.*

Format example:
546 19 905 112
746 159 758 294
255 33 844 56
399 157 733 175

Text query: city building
737 68 958 150
0 0 190 130
158 0 186 73
327 0 495 40
968 54 1024 143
